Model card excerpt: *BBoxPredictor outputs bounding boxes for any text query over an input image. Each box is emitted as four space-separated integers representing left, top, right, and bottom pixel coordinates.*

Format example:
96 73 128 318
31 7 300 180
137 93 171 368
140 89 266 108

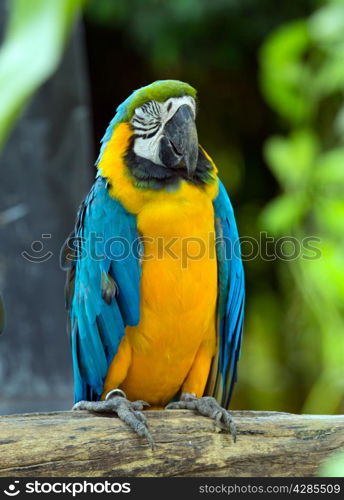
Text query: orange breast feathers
99 123 219 407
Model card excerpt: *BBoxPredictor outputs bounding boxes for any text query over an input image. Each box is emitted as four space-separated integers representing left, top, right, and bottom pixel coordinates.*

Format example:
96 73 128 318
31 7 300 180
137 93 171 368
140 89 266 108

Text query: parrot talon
72 397 155 449
166 394 236 443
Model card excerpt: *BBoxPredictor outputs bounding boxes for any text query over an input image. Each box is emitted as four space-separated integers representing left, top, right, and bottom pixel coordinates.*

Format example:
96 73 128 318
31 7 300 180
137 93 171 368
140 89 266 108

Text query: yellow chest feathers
97 121 219 317
97 122 219 216
99 123 219 404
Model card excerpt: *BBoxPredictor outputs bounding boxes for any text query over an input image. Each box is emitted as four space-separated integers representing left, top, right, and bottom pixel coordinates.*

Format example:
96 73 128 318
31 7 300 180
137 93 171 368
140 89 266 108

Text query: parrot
62 80 245 447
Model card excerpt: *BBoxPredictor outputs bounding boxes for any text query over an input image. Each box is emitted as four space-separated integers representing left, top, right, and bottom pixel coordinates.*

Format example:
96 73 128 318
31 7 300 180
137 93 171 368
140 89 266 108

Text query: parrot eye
164 97 196 119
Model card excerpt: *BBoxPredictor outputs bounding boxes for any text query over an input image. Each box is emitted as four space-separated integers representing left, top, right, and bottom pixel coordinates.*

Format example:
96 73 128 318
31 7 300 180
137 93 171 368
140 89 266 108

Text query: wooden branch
0 410 343 477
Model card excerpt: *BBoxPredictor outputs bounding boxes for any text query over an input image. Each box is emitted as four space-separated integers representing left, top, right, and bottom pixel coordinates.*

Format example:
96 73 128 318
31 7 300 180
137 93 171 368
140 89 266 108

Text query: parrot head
97 80 216 190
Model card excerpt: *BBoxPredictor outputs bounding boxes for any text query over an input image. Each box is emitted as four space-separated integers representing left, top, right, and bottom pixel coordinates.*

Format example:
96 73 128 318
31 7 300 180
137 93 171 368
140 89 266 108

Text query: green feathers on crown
119 80 197 121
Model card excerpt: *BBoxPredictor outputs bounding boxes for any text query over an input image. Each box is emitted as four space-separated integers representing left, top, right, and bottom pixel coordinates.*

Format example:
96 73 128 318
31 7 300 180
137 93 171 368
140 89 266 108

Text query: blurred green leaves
315 148 344 189
0 0 84 148
261 193 307 235
265 129 318 190
260 21 313 125
310 2 344 97
259 0 344 414
261 129 318 234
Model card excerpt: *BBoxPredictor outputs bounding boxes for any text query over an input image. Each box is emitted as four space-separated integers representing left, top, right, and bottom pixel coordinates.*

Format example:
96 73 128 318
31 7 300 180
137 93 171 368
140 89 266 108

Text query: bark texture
0 410 343 477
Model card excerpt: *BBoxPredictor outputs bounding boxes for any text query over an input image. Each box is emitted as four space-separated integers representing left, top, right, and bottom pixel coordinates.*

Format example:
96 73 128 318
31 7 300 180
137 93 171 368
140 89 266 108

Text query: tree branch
0 410 343 476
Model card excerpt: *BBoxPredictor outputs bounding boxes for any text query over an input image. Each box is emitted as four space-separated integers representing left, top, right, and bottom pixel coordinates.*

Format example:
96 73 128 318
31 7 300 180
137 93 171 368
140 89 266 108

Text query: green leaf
260 193 307 235
0 0 84 149
335 105 344 139
311 52 344 96
264 129 318 190
259 20 313 124
309 2 344 46
314 148 344 188
315 198 344 234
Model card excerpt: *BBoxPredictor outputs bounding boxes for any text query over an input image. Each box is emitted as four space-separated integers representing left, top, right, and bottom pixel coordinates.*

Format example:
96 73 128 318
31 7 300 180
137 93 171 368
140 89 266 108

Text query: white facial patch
131 96 196 165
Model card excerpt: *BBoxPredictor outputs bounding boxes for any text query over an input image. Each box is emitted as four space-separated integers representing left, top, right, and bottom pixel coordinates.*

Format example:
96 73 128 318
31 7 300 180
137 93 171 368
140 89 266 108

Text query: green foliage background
0 0 84 147
1 0 343 421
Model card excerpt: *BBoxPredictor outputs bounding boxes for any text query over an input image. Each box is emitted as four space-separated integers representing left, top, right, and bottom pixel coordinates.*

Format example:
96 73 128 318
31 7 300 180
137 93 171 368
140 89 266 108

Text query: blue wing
207 179 245 408
62 177 141 402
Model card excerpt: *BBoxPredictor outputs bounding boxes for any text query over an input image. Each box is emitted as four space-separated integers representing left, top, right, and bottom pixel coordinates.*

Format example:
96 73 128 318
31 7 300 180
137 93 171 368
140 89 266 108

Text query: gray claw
72 397 154 449
166 395 236 442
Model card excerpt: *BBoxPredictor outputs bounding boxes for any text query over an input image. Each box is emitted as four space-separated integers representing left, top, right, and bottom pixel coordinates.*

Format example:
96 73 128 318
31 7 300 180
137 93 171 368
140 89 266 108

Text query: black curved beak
159 104 198 177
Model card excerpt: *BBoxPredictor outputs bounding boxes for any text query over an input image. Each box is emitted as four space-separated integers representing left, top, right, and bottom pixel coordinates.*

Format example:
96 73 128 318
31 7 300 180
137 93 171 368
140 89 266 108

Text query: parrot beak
159 104 198 177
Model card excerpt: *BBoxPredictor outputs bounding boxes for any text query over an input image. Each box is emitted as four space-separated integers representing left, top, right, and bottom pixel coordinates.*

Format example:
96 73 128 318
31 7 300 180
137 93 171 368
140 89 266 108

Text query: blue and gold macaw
62 80 244 446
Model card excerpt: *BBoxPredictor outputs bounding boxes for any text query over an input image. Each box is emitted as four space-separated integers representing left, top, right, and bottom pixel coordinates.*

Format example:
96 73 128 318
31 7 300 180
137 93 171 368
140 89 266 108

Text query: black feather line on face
133 123 159 131
124 136 214 189
134 124 161 137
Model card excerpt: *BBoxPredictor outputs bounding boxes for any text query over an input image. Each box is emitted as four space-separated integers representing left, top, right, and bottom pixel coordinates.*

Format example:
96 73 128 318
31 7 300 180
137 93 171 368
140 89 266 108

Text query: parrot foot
166 392 236 442
72 389 155 449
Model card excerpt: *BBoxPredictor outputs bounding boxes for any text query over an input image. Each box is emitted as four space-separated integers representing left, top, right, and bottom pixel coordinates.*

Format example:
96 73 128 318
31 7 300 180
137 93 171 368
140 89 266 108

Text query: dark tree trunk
0 3 93 414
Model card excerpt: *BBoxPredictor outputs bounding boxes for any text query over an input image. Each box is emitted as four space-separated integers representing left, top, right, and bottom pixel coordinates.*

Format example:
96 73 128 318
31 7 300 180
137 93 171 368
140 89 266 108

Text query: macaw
62 80 244 446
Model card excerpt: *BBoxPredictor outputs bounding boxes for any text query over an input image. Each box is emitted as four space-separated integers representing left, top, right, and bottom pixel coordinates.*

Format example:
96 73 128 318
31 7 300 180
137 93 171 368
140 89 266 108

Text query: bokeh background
1 0 344 423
